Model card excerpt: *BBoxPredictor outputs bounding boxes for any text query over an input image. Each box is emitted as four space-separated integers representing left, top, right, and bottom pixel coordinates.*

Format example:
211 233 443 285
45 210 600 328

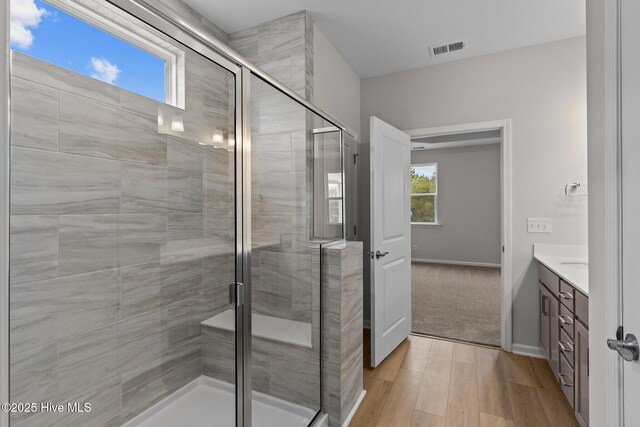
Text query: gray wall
411 144 501 265
313 24 361 137
360 37 588 350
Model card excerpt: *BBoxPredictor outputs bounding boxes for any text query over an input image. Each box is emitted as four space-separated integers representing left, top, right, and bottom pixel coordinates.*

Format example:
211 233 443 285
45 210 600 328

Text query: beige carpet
412 262 501 347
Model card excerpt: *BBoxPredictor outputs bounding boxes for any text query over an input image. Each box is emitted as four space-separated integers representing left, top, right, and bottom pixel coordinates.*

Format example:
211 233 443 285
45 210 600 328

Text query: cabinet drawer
539 263 560 298
559 303 575 340
559 327 575 368
559 280 575 310
576 291 588 328
560 353 575 409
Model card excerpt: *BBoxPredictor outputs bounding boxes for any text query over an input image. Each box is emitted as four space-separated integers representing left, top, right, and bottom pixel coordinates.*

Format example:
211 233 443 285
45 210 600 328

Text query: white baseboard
411 258 501 268
341 390 366 427
512 343 546 359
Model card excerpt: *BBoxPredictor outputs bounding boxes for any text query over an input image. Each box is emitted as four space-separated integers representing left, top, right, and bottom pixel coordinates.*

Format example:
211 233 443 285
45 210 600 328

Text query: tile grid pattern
321 241 364 427
9 47 235 426
349 333 579 427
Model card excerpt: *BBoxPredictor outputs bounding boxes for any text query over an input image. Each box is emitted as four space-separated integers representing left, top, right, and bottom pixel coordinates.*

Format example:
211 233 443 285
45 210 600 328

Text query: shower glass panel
249 75 343 426
8 1 238 425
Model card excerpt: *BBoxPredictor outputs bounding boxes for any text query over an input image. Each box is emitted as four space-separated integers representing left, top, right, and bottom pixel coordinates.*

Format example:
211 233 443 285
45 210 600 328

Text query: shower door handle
228 282 245 307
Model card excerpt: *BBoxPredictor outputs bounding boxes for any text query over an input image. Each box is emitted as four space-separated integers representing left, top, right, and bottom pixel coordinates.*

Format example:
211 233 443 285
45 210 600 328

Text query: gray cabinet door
539 283 551 358
549 293 560 378
575 320 589 427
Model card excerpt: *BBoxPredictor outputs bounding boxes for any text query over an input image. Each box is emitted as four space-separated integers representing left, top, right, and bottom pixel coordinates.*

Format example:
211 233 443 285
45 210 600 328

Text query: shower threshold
122 376 317 427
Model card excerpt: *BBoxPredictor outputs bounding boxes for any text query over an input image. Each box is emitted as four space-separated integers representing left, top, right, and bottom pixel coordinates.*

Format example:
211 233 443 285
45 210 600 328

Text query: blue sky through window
10 0 166 102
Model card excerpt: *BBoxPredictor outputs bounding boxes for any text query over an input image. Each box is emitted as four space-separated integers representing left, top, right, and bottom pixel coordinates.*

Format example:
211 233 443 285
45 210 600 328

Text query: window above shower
9 0 185 107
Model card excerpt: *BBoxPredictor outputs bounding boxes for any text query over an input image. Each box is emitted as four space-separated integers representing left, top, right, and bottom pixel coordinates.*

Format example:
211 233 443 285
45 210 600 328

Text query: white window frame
410 162 438 225
42 0 186 108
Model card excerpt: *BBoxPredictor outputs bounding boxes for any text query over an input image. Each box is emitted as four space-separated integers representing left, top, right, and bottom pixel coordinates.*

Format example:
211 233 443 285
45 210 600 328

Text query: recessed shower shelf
202 309 312 348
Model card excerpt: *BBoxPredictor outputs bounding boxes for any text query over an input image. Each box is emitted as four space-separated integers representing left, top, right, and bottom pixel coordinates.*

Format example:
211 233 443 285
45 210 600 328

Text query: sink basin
560 262 589 271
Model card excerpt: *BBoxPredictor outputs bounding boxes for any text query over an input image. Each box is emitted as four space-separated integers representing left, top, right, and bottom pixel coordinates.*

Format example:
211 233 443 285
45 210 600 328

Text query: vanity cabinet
537 263 589 427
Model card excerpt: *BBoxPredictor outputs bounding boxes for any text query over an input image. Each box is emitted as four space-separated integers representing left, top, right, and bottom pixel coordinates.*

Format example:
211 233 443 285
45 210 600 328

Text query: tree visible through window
410 163 437 224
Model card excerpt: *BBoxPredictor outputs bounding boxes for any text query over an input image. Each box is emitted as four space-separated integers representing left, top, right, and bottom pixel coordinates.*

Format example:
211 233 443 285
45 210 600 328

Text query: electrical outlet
527 218 552 233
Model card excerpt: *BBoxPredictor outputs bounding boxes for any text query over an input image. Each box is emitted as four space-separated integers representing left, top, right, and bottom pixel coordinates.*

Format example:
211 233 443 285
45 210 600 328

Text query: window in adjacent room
9 0 184 105
410 163 438 224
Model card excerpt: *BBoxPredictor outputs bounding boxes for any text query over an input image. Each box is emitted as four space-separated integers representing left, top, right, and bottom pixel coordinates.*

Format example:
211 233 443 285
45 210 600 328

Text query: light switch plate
527 218 552 233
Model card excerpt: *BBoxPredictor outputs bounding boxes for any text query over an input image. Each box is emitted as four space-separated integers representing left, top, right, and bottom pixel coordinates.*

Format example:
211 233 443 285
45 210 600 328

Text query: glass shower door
7 1 240 425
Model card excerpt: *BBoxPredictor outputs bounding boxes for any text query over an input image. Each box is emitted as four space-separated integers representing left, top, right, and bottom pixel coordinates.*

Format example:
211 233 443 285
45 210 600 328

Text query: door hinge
353 153 359 164
228 282 245 307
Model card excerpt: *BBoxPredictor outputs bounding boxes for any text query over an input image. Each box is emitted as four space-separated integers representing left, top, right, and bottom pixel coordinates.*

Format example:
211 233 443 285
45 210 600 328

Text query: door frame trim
404 119 513 352
601 0 624 425
0 0 8 425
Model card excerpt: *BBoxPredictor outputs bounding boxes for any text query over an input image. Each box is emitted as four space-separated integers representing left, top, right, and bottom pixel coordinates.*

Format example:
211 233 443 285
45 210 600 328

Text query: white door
370 116 412 367
619 0 640 422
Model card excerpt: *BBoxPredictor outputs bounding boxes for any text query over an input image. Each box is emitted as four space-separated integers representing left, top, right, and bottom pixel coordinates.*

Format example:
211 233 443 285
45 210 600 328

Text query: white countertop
534 244 589 296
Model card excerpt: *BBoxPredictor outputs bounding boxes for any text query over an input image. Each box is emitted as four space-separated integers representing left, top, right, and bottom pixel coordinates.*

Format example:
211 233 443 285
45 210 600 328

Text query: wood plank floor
350 332 578 427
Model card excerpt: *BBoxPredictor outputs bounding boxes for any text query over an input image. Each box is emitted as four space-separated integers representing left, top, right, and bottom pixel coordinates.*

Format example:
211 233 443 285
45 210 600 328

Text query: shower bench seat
201 309 312 348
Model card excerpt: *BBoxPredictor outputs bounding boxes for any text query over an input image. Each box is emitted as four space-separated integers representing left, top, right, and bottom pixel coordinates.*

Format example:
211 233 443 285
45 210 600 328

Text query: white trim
411 258 501 268
405 119 513 353
512 344 546 359
341 390 366 427
603 0 624 425
411 137 500 151
0 0 8 424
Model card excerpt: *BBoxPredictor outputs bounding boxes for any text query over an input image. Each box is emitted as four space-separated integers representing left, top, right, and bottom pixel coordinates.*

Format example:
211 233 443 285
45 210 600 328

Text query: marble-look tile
10 215 58 285
203 172 231 214
167 135 206 172
11 51 120 106
340 243 364 325
203 145 231 175
257 12 306 58
117 214 167 266
292 130 308 172
202 328 235 383
168 213 203 241
340 314 363 415
252 132 292 152
10 269 118 355
58 381 120 427
121 338 201 422
120 88 162 117
10 77 58 150
58 215 118 277
9 343 58 406
119 259 202 318
11 147 121 215
257 172 297 213
253 251 295 319
167 293 227 350
168 169 202 213
203 254 233 294
258 109 306 135
121 163 168 213
58 325 118 401
256 55 292 88
117 308 167 382
229 27 258 59
253 150 292 174
59 92 167 166
269 350 320 409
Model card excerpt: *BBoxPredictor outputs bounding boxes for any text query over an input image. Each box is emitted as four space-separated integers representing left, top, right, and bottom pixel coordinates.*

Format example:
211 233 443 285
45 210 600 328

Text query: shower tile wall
229 11 317 324
9 50 235 426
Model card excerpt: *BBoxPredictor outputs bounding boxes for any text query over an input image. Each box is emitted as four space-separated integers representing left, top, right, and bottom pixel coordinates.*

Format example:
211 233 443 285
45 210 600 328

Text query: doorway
405 120 513 350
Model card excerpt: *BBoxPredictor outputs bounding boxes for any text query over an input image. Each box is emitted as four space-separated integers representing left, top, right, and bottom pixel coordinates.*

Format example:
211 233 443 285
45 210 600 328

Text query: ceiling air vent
429 40 466 57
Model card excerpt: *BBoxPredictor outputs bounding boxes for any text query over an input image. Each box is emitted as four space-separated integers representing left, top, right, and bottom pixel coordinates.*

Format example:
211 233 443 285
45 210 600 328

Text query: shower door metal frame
0 0 10 425
0 0 352 425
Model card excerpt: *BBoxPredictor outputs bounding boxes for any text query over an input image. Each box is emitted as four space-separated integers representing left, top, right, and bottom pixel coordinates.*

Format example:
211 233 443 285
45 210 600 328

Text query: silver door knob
375 250 389 259
607 333 640 362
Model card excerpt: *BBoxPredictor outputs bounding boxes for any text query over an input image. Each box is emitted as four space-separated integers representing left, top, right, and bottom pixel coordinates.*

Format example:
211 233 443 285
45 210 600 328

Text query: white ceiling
183 0 586 78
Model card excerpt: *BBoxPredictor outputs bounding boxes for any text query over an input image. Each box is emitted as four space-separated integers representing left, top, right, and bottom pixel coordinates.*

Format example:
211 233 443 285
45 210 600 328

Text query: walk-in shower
0 0 349 426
